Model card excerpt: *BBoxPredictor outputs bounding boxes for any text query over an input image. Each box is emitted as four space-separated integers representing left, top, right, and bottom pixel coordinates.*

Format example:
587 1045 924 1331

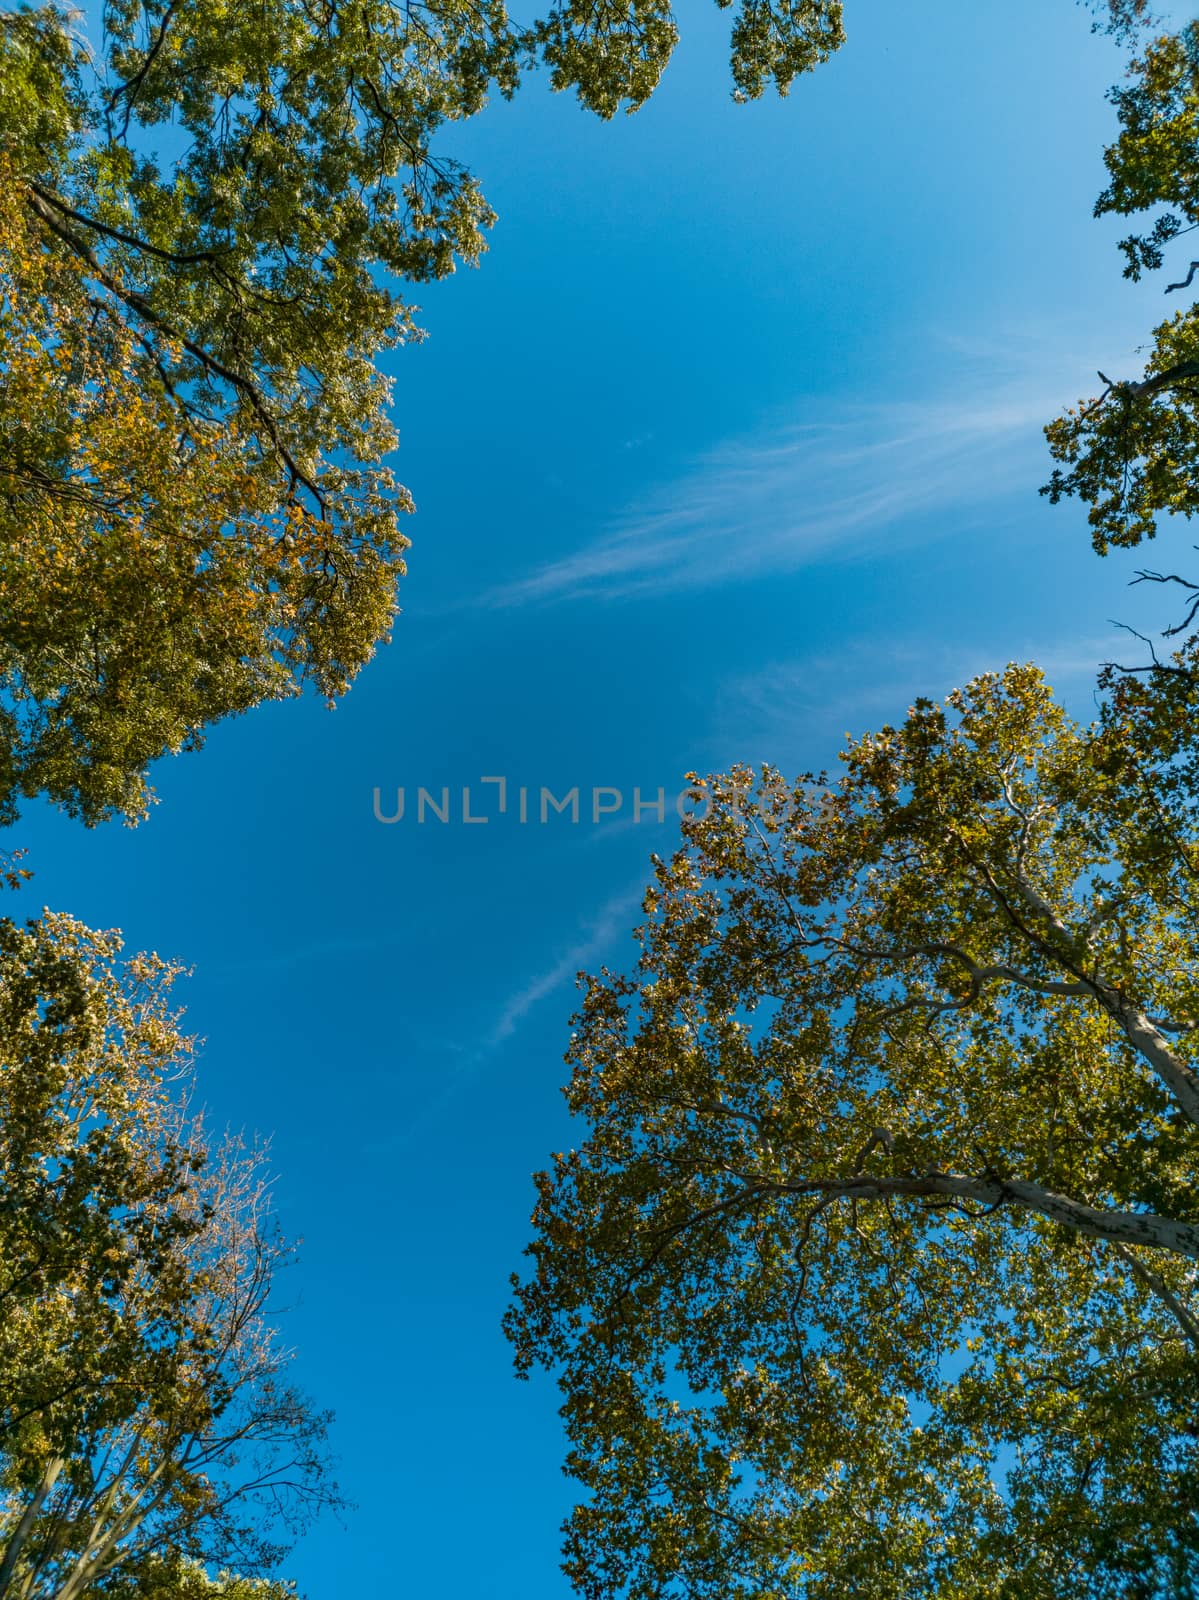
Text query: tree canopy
6 0 1199 1595
0 0 1165 822
105 1560 299 1600
0 912 334 1599
1045 18 1199 562
506 37 1199 1592
507 662 1199 1598
0 0 845 824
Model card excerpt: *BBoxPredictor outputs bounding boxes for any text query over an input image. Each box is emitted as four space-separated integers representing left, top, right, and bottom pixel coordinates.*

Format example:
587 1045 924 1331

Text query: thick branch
0 1456 63 1600
970 858 1199 1133
27 183 226 270
754 1171 1199 1261
1110 1242 1199 1351
1125 360 1199 399
1166 262 1199 295
1112 1004 1199 1132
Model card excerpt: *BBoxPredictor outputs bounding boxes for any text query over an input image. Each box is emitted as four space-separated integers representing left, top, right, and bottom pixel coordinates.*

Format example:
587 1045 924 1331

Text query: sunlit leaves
1042 308 1199 553
726 0 843 105
1044 22 1199 555
0 912 334 1598
1096 22 1199 281
508 667 1199 1598
0 161 406 823
0 0 848 821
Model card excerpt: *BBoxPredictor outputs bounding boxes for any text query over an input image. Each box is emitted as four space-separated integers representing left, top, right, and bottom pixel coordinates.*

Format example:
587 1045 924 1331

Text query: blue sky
14 2 1199 1593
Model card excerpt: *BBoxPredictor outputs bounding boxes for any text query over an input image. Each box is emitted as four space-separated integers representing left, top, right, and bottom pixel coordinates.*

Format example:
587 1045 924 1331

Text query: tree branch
22 188 326 512
1109 1241 1199 1351
750 1171 1199 1261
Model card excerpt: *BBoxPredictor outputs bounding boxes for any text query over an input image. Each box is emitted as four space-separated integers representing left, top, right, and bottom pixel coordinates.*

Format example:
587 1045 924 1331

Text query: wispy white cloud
709 628 1130 773
475 366 1091 610
486 883 644 1046
374 882 646 1152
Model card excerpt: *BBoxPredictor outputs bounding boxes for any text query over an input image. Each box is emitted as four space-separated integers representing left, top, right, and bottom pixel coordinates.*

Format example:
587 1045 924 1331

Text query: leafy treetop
508 663 1199 1599
0 0 843 822
1045 20 1199 559
0 911 335 1599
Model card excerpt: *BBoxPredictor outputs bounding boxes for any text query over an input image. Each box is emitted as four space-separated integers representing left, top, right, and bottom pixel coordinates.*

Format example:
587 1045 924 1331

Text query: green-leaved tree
0 912 335 1599
1046 17 1199 586
507 663 1199 1598
0 0 845 824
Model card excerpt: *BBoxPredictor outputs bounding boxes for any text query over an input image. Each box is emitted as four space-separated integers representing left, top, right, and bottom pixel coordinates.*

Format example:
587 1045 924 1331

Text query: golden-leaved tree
0 0 847 1592
508 663 1199 1598
0 0 846 825
0 913 336 1600
508 7 1199 1596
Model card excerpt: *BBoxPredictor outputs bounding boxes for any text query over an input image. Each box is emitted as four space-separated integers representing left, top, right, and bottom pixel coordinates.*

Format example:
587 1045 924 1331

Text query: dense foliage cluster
0 0 844 823
1045 20 1199 554
508 665 1199 1597
509 9 1199 1596
6 0 1199 1595
0 914 333 1599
